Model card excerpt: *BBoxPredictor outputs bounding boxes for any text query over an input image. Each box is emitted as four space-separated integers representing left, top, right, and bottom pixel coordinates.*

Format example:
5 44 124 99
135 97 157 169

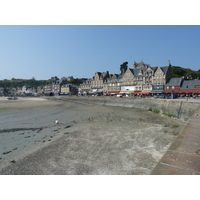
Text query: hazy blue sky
1 25 200 80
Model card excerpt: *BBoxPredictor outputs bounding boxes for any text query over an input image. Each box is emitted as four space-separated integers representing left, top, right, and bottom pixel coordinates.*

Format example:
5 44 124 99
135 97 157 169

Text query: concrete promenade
151 108 200 175
57 96 200 175
61 96 200 175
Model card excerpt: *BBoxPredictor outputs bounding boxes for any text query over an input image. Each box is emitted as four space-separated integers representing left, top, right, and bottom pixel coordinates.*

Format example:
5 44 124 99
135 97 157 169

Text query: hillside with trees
61 78 87 86
0 77 87 88
0 78 51 88
172 66 200 80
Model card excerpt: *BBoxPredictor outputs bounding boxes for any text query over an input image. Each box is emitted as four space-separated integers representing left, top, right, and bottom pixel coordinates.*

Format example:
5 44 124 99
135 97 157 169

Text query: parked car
155 94 166 99
154 94 178 99
166 95 172 99
116 94 123 98
7 97 18 100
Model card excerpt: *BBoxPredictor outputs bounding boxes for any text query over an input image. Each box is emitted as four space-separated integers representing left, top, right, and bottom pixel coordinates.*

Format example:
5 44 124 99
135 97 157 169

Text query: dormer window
138 71 142 76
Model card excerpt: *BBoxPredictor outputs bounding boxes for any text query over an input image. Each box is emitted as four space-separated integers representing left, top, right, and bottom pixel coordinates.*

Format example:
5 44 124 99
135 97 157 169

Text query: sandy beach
0 97 185 175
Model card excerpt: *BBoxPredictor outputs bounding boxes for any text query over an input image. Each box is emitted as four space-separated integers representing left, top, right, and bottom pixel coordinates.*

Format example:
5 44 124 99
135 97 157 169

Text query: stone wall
59 96 200 121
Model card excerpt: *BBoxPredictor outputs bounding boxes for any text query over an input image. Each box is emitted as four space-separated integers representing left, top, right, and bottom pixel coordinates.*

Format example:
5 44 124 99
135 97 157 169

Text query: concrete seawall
57 96 200 121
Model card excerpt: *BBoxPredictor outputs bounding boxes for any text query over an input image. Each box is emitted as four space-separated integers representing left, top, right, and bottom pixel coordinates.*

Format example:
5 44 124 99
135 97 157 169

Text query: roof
111 74 119 79
101 72 108 78
133 61 150 69
166 78 183 86
81 79 91 85
181 80 200 90
151 66 158 72
106 73 123 83
160 66 169 74
94 71 109 79
132 68 144 76
129 68 134 75
118 74 123 80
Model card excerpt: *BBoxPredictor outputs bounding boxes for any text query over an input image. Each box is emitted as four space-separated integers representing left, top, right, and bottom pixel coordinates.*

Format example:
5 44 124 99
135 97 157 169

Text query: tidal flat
0 97 186 175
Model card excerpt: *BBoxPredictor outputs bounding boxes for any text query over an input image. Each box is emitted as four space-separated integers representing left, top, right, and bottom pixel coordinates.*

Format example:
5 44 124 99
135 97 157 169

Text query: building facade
90 71 109 94
105 74 123 95
61 84 78 95
79 79 92 95
79 61 173 95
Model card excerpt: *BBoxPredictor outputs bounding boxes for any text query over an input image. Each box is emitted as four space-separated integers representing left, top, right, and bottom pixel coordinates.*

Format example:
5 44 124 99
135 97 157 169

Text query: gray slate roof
82 79 91 85
181 80 200 90
151 66 158 72
160 66 169 74
166 78 183 86
106 73 123 82
132 68 144 76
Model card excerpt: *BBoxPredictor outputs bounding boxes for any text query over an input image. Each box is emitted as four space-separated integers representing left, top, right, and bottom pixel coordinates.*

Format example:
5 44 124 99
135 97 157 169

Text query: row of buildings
2 61 200 97
79 61 200 96
0 76 79 96
6 83 79 96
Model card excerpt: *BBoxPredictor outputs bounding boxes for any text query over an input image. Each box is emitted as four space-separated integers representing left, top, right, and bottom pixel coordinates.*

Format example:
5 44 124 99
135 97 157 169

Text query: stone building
104 74 123 95
61 84 78 95
151 62 172 94
180 80 200 94
120 68 136 94
90 71 109 94
104 62 128 95
120 61 172 95
134 61 150 69
79 79 91 95
81 60 173 95
52 80 62 93
120 61 151 95
122 68 134 86
142 66 155 93
165 77 183 94
37 86 44 94
43 84 53 94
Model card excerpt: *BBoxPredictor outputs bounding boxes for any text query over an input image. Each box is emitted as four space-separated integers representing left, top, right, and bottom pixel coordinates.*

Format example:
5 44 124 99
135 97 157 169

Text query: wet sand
0 97 185 174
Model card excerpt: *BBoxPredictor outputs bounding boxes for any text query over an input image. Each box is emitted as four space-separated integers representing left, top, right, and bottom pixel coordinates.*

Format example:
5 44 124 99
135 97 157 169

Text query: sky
1 25 200 80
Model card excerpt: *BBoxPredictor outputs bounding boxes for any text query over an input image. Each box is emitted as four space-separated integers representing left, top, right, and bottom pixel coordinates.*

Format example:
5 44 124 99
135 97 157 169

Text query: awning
179 89 200 93
164 90 200 93
151 91 164 93
120 91 131 94
133 91 142 94
140 91 151 94
133 91 151 94
107 91 120 94
164 90 180 93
